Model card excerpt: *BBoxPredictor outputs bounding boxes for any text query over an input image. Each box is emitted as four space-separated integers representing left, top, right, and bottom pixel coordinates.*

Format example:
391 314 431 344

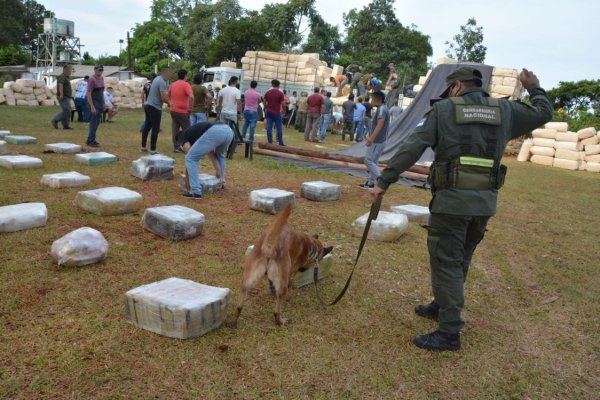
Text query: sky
38 0 600 89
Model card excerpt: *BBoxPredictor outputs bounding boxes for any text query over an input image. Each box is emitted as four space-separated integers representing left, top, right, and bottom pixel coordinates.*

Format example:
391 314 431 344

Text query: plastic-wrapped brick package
552 158 579 170
142 205 205 241
0 203 47 233
530 155 554 166
5 135 37 144
179 174 221 194
124 277 230 339
0 130 10 138
249 188 296 214
130 154 175 181
44 143 82 154
352 211 409 242
529 146 555 157
0 140 6 155
51 227 109 267
75 152 117 166
41 171 91 188
0 155 43 169
516 139 533 162
390 204 430 225
300 181 341 202
74 187 144 216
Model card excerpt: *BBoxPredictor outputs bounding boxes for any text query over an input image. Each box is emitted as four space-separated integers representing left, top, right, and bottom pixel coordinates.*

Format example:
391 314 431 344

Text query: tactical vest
430 96 507 192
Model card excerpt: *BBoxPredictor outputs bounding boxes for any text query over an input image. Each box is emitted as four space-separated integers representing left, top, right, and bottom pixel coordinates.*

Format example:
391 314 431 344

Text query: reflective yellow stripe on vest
460 156 494 168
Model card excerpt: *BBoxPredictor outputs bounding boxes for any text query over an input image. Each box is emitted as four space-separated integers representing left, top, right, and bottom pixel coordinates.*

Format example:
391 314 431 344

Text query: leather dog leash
314 194 382 306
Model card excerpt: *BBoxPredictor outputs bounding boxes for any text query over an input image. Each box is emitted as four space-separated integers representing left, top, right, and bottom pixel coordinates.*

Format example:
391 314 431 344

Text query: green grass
1 107 599 399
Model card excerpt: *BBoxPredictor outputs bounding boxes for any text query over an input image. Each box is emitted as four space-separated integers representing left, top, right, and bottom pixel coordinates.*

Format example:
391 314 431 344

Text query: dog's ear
323 246 333 257
312 234 319 240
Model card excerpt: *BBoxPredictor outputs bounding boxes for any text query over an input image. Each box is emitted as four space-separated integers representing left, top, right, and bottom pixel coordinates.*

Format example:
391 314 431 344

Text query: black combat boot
414 300 439 320
413 330 461 351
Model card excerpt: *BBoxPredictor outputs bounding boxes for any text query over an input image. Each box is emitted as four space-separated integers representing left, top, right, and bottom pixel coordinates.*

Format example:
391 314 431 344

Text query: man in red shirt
263 79 285 146
304 87 324 142
168 69 194 153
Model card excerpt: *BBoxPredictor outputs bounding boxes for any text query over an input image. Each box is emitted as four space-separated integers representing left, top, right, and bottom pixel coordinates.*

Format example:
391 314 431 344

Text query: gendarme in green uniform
376 67 553 350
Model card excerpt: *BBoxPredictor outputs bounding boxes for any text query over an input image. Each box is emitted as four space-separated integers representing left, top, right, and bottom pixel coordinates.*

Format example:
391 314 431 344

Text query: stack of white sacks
517 122 600 173
101 77 146 109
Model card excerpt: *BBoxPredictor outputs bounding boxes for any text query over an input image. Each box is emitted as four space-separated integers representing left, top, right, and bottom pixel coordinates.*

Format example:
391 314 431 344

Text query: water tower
35 18 82 75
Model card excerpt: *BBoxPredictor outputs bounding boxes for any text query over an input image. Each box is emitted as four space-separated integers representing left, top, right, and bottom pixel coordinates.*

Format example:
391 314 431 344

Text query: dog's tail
260 204 292 258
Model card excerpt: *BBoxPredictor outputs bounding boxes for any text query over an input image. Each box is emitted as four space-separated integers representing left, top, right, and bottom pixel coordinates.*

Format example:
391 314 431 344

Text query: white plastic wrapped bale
0 130 10 138
51 227 109 267
532 138 555 148
198 174 221 194
0 155 43 169
44 143 82 154
529 146 555 157
5 135 37 144
124 277 230 339
517 139 533 162
352 211 408 242
555 141 583 151
245 245 333 288
249 188 296 214
585 144 600 156
300 181 341 202
0 203 47 233
142 205 205 241
555 131 579 143
531 128 556 139
554 149 584 161
74 187 144 216
577 127 596 140
581 135 599 147
130 154 175 181
553 158 580 170
585 162 600 172
75 152 117 166
390 205 430 225
544 122 568 132
585 154 600 163
530 155 554 166
0 140 6 155
41 171 91 188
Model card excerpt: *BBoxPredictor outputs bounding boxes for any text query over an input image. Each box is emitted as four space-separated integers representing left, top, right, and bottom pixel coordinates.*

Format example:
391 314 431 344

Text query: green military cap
440 66 483 98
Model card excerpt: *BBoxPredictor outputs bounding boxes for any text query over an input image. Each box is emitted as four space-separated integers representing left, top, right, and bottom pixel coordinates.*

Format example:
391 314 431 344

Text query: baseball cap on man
94 64 104 70
440 66 483 98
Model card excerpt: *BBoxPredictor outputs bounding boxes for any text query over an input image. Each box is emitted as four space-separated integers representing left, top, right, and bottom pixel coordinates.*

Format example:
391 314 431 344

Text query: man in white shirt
217 76 241 126
103 87 118 122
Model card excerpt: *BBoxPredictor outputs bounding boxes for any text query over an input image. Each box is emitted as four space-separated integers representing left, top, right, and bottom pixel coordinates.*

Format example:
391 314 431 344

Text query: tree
131 20 185 77
0 0 25 47
445 18 486 63
547 80 600 116
21 0 54 62
303 15 342 65
0 45 30 65
150 0 194 29
341 0 432 82
260 0 316 51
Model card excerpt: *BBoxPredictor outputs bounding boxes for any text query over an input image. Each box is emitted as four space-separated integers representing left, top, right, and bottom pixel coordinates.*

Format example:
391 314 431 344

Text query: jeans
171 111 190 148
141 105 162 151
75 97 89 122
353 120 365 141
295 111 307 132
304 112 321 141
52 97 72 128
86 98 103 143
190 112 207 125
266 112 284 145
364 142 386 185
220 112 237 126
342 119 354 141
364 117 372 135
319 114 331 140
241 109 258 142
185 124 233 196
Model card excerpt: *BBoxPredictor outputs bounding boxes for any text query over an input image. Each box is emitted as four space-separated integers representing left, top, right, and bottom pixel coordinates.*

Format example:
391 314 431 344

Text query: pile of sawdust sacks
402 57 526 109
517 122 600 173
241 51 343 88
0 79 57 106
0 77 147 109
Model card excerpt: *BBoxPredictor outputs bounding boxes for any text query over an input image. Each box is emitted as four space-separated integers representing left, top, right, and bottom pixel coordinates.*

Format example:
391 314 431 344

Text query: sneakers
415 300 440 321
86 141 100 148
173 147 183 153
359 182 374 189
140 147 148 153
64 126 74 130
181 192 202 200
150 150 159 155
413 330 461 351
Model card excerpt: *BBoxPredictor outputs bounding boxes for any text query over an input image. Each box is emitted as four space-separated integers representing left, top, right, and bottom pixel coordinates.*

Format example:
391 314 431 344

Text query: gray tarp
334 62 495 164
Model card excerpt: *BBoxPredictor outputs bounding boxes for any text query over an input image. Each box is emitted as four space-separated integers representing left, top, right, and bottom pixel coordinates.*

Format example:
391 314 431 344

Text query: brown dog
229 205 333 327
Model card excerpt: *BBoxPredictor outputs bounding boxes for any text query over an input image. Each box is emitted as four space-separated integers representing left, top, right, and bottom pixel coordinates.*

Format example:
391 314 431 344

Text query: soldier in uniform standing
370 67 553 351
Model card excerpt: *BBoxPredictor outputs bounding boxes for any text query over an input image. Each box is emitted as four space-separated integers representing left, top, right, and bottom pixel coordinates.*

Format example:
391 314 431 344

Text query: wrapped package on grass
584 144 600 156
529 146 555 157
553 158 580 171
300 181 341 202
124 277 230 339
585 154 600 163
249 188 296 214
5 135 37 144
75 152 117 166
41 171 91 188
130 154 174 181
0 155 43 169
577 127 596 140
554 149 584 162
585 162 600 172
352 211 408 242
517 139 533 162
555 131 579 143
544 122 568 132
44 143 82 154
0 203 47 233
530 155 554 166
532 138 555 148
74 187 144 216
555 141 584 151
178 173 221 194
581 135 599 147
390 205 430 225
245 245 333 288
0 130 10 138
531 128 556 139
142 205 204 241
51 227 108 267
0 140 6 155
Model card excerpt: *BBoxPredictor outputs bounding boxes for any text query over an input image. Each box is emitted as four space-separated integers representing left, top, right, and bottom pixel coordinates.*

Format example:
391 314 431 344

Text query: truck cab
202 67 242 90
